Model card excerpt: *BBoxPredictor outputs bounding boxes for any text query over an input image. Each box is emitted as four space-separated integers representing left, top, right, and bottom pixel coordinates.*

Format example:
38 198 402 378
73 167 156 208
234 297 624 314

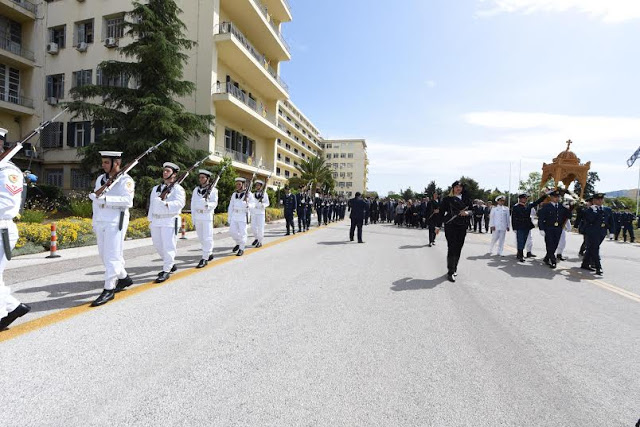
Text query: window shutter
96 68 102 86
94 121 103 142
58 122 64 147
83 122 91 146
67 122 75 147
46 76 52 98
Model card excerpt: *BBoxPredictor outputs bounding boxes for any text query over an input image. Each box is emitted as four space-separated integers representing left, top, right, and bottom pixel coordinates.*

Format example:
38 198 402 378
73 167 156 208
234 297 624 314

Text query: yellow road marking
472 232 640 304
0 221 342 343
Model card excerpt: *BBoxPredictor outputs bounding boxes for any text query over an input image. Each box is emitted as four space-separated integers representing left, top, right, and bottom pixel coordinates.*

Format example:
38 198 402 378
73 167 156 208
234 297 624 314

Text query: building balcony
215 22 288 100
0 0 36 22
0 92 34 115
221 0 291 61
210 149 275 176
213 82 282 139
0 36 35 68
262 0 292 23
277 123 319 157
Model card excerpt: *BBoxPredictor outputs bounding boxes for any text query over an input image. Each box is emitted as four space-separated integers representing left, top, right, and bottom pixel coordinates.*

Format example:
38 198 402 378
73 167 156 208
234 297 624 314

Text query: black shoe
526 252 536 258
233 245 240 252
196 259 207 269
578 251 584 257
90 290 115 307
114 275 133 293
255 242 262 248
208 254 214 261
447 274 456 283
285 232 290 236
550 262 557 269
595 269 603 275
358 241 364 243
0 303 31 330
236 249 244 256
350 238 354 241
170 264 177 273
427 243 432 247
251 239 258 246
543 257 550 265
580 265 595 271
155 271 170 283
556 254 565 261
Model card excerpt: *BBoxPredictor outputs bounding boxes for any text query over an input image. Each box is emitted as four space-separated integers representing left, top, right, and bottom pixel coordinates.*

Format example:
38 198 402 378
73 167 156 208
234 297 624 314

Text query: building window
346 182 353 188
284 170 290 178
340 163 346 168
325 143 332 148
74 19 94 45
332 173 338 178
277 153 281 160
276 167 281 175
46 73 65 99
49 25 66 48
340 172 345 178
284 157 290 164
347 172 353 178
348 153 354 158
0 64 20 105
96 67 129 88
41 122 64 148
339 182 345 188
67 121 91 147
71 169 92 190
347 191 352 197
285 143 291 150
224 128 254 158
293 148 298 154
105 15 125 39
332 153 339 158
340 153 346 158
326 154 330 159
72 69 92 88
46 169 64 187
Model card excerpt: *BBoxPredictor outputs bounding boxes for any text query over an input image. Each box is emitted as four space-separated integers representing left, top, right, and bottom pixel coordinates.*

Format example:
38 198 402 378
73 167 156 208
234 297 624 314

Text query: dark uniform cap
548 190 560 197
451 180 462 188
593 193 605 200
518 193 529 199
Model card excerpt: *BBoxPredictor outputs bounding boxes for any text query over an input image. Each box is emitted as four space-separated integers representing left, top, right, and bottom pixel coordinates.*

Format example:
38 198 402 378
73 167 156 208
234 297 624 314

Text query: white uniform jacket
0 163 22 221
148 183 186 227
228 191 254 223
249 190 270 217
92 173 134 224
191 186 218 222
489 205 511 231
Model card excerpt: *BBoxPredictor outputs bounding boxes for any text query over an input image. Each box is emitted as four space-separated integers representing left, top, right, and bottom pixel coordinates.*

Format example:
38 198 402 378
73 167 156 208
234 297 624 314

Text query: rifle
93 139 166 198
203 164 227 201
243 158 263 222
0 108 69 167
160 154 211 200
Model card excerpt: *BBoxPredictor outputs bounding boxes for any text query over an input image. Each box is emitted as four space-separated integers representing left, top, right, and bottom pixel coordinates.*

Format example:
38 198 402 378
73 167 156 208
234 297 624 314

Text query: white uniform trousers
557 229 567 255
151 226 178 272
95 220 129 290
251 215 266 244
525 230 534 253
195 220 214 259
229 220 247 250
489 229 507 255
0 222 19 319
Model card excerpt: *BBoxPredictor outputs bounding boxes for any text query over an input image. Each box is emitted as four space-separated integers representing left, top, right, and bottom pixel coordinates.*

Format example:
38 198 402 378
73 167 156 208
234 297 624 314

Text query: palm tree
295 156 335 193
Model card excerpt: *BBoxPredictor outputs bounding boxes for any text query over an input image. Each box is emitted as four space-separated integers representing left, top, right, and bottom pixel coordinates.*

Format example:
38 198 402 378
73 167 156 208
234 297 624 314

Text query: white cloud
477 0 640 23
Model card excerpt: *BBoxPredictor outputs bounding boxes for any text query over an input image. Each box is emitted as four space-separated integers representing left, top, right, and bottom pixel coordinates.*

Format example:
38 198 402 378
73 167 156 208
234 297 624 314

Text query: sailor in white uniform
488 195 511 256
89 151 135 307
250 180 269 248
148 162 185 282
0 127 30 330
228 177 253 256
191 169 218 268
525 207 537 258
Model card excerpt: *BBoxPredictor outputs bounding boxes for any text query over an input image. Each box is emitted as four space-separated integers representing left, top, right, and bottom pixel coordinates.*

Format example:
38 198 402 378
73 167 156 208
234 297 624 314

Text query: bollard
180 216 187 240
46 223 61 258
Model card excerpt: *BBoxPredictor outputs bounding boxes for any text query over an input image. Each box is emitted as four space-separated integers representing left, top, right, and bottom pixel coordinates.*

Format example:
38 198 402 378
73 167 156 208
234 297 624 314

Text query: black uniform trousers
297 207 305 231
582 233 605 269
445 225 467 275
428 224 438 244
305 207 312 228
473 216 483 232
623 225 635 242
543 227 562 262
284 210 295 233
350 217 363 242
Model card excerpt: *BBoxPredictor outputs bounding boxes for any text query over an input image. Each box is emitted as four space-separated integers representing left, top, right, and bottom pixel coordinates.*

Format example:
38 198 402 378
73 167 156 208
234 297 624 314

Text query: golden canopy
541 140 591 199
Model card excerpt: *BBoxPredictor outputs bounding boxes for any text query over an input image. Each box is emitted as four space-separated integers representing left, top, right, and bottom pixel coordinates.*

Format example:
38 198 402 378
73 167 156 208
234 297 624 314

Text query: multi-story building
274 99 322 188
321 138 368 198
0 0 41 171
31 0 292 190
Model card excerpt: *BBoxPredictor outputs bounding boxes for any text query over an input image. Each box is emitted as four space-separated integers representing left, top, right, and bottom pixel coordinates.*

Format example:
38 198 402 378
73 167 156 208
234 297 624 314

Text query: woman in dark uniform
441 180 473 282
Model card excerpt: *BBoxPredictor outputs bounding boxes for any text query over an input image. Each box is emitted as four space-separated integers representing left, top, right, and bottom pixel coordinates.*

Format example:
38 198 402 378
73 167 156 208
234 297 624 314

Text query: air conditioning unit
46 42 59 55
76 42 88 52
24 149 37 158
47 97 58 105
104 37 118 48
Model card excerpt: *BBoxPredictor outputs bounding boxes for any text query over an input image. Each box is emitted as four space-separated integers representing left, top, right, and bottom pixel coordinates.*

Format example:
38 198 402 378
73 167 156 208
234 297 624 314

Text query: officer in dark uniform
574 197 592 257
473 202 485 233
348 192 367 243
280 186 296 235
537 190 572 268
621 209 636 243
296 185 306 233
304 191 313 230
426 193 441 247
441 181 473 282
511 192 547 262
580 193 616 275
484 202 492 233
419 197 428 229
315 193 323 226
322 195 329 225
612 210 622 241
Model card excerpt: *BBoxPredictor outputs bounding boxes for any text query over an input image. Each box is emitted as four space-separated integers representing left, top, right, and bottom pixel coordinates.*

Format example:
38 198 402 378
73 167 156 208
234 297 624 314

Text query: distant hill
605 189 638 199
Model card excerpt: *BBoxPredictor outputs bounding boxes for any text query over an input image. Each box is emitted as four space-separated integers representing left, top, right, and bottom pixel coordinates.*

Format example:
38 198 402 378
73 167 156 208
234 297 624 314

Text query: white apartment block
321 138 368 198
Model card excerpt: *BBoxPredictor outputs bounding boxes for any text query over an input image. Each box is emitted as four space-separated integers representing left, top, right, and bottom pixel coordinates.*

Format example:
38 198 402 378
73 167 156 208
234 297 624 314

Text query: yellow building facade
321 138 368 198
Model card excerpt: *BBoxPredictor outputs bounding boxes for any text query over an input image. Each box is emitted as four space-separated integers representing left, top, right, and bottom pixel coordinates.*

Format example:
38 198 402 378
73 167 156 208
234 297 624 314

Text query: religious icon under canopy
541 140 591 199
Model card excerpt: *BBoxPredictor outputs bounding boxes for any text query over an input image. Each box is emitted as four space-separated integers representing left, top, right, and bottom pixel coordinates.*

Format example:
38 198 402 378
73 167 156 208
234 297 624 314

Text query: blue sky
280 0 640 195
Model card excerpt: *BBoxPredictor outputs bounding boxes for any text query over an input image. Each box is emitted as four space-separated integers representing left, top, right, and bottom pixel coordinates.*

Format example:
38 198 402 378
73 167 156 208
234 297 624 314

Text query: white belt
195 209 212 214
231 209 246 214
99 204 125 210
152 213 177 219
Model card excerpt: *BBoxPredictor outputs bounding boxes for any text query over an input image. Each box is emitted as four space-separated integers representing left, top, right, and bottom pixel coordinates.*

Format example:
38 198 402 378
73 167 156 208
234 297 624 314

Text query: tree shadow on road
317 241 349 245
391 276 447 291
399 244 428 249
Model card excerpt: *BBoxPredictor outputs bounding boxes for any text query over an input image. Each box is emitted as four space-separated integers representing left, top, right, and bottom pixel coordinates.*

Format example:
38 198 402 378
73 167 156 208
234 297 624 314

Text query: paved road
1 220 639 426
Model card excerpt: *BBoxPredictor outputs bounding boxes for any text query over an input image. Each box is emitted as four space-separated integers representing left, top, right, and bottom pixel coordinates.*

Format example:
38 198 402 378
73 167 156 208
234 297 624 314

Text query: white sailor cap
254 180 264 186
198 169 212 177
163 162 180 171
495 195 506 202
0 128 8 138
99 151 123 158
235 177 246 183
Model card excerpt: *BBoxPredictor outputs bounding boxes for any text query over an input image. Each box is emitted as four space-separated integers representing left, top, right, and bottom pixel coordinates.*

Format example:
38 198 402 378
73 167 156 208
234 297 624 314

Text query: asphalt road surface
1 220 639 426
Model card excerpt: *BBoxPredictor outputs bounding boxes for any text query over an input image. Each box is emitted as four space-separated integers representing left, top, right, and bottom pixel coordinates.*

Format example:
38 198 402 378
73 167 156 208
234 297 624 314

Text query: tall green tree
573 171 600 199
444 176 486 201
295 156 335 192
66 0 214 207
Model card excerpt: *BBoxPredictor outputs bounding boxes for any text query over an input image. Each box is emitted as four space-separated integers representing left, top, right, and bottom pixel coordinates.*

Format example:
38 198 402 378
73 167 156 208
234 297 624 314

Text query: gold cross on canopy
566 139 572 150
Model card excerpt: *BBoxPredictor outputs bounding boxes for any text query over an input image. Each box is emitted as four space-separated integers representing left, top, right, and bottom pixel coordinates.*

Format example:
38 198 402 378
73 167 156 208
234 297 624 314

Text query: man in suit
512 192 547 262
280 186 296 235
538 190 572 269
581 193 616 275
348 192 367 243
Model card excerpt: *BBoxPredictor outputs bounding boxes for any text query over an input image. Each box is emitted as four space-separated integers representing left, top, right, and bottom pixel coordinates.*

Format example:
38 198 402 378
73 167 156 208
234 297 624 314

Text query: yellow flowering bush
266 208 284 222
127 217 151 239
16 223 50 249
214 213 228 228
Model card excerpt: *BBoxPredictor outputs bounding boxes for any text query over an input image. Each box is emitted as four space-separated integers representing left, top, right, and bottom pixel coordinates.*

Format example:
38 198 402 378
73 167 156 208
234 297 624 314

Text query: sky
280 0 640 195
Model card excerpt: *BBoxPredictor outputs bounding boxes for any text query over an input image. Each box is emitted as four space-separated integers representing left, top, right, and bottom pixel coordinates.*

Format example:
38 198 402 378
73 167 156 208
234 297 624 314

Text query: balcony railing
216 147 253 165
248 0 291 52
0 37 35 61
215 82 277 125
218 22 288 92
0 91 34 108
10 0 36 14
